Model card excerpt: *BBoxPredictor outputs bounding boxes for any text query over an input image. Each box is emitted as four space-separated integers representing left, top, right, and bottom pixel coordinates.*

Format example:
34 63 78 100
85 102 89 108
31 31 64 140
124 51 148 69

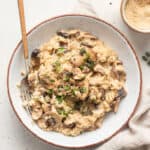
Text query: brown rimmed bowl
7 14 142 149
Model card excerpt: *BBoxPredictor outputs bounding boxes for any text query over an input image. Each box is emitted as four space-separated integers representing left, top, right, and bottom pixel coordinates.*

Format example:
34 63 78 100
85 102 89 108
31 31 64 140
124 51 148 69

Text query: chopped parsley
79 65 84 70
64 85 71 91
53 60 61 72
56 95 64 104
57 47 65 54
56 108 68 117
72 87 79 96
63 72 73 82
80 87 87 93
47 89 53 96
63 76 70 82
85 58 95 70
80 48 86 56
49 79 55 83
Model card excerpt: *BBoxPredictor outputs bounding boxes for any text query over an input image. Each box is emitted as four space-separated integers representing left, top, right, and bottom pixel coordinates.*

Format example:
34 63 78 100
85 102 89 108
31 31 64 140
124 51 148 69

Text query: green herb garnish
57 47 65 54
79 65 84 70
80 87 87 93
63 76 70 82
85 58 95 70
56 95 64 104
72 87 79 96
80 48 86 56
63 72 73 82
64 85 71 91
57 108 68 117
47 89 53 96
53 60 61 72
50 79 55 83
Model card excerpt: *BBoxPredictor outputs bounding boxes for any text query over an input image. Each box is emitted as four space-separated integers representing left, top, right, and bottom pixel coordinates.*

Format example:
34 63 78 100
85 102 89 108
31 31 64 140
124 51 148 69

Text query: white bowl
7 14 142 149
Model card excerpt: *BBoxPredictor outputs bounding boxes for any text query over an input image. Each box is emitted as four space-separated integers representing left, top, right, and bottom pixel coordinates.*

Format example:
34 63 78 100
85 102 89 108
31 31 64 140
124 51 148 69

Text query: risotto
22 29 127 136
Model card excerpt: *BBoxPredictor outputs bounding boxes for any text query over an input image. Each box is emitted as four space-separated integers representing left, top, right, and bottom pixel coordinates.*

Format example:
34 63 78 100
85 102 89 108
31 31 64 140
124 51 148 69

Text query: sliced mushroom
30 49 40 70
80 104 93 116
69 30 80 38
111 67 120 80
59 40 68 47
44 111 62 129
31 49 40 58
116 88 127 100
113 100 120 113
57 30 69 38
64 122 76 129
46 117 56 126
81 42 93 48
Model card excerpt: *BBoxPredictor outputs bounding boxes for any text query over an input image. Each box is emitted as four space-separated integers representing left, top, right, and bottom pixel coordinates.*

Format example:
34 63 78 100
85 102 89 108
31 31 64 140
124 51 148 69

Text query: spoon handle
18 0 28 59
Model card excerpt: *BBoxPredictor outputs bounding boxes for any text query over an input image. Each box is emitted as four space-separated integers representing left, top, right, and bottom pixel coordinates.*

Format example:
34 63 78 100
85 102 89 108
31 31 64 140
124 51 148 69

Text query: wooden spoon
18 0 29 72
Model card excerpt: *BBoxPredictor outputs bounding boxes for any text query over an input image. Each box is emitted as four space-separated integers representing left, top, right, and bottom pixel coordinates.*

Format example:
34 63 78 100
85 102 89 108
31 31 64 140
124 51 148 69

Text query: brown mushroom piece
31 49 40 69
113 100 120 113
80 104 93 116
81 42 93 48
116 88 127 100
111 67 120 80
31 49 40 58
46 117 56 126
57 30 70 38
69 30 80 38
59 40 68 47
64 122 76 129
44 111 63 129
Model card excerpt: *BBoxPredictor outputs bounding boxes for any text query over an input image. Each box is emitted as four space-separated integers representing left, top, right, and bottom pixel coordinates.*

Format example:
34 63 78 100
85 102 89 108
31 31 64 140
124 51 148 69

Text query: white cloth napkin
72 1 150 150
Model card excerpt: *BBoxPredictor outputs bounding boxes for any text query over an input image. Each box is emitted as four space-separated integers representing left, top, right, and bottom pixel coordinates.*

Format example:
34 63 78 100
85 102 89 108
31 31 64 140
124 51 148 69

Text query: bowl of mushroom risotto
7 15 142 148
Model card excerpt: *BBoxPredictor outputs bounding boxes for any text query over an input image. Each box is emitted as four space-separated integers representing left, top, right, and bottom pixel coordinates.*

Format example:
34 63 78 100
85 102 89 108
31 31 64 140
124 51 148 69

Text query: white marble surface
0 0 150 150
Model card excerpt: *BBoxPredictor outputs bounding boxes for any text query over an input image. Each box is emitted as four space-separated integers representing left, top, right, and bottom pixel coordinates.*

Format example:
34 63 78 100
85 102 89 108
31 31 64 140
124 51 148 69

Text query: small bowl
120 0 150 33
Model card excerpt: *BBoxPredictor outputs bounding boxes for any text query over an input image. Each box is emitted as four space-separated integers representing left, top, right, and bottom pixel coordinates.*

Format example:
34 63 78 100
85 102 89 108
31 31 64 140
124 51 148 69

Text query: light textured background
0 0 150 150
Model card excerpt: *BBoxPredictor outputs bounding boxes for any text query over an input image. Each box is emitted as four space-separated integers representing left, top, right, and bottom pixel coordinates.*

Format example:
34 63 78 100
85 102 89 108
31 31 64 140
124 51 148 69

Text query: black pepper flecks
142 56 148 61
145 52 150 57
148 61 150 66
142 51 150 66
